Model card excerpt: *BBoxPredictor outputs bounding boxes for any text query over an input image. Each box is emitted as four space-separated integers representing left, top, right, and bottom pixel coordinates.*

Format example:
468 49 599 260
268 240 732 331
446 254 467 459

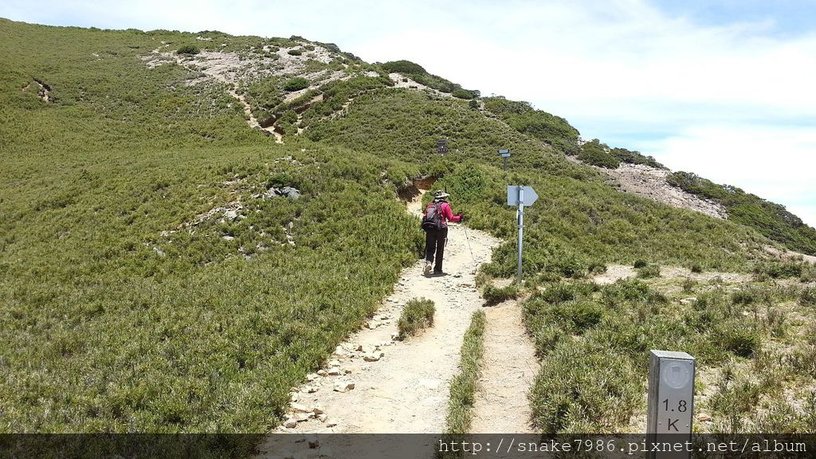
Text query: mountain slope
1 18 814 434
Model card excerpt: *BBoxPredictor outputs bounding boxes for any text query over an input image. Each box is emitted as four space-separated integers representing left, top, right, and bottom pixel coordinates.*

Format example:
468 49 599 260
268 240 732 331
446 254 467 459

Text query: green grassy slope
305 89 769 275
0 19 421 432
667 172 816 255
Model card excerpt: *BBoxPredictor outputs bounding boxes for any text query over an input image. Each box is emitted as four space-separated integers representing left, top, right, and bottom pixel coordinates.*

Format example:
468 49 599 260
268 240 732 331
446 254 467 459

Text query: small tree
176 45 200 55
283 77 309 92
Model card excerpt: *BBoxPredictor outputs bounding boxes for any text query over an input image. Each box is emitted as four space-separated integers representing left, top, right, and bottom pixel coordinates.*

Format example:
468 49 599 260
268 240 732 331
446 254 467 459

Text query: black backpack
421 202 444 231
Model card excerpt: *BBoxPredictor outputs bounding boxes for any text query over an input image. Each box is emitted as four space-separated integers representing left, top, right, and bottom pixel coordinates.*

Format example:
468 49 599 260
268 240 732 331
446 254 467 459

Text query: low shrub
610 147 664 168
530 342 639 433
176 45 200 55
452 87 479 100
715 323 761 358
636 264 660 279
800 264 816 282
577 140 620 169
731 288 760 306
764 306 787 338
633 259 648 269
283 77 310 92
787 346 816 377
536 282 596 305
548 300 605 334
753 261 803 279
482 284 519 306
800 287 816 307
710 377 762 430
601 279 651 306
474 271 489 288
381 60 427 75
397 298 435 339
587 262 607 274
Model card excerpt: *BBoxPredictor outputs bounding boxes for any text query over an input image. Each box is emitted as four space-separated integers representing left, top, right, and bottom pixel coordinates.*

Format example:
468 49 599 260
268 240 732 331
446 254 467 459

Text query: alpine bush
482 284 519 306
397 298 435 339
800 287 816 307
176 44 200 55
283 76 310 92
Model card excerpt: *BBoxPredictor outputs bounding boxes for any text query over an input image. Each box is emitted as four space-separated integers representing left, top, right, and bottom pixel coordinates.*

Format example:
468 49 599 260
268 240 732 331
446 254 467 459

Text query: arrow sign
507 185 538 207
506 185 538 282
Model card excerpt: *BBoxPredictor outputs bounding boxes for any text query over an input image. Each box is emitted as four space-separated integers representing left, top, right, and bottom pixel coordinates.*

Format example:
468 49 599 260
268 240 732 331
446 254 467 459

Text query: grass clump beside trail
523 278 816 433
443 311 487 436
397 298 435 340
481 283 520 306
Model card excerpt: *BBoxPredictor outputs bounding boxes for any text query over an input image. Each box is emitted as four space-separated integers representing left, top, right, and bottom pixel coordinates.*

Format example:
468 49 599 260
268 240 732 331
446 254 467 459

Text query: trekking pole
461 223 476 263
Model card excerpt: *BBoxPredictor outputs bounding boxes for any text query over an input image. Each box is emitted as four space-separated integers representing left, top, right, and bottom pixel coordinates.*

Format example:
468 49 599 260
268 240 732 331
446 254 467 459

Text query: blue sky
2 0 815 227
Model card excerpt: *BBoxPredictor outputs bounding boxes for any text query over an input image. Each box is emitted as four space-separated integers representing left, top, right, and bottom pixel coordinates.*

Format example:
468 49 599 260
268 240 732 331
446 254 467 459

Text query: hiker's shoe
423 261 432 276
433 271 446 276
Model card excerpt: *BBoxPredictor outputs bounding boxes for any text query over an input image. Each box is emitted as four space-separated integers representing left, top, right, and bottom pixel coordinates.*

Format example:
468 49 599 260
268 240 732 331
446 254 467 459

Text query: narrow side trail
470 297 539 433
273 191 501 434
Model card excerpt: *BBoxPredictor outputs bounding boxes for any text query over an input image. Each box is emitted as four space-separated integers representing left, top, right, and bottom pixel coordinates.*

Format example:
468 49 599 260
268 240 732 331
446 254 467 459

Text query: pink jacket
427 201 462 228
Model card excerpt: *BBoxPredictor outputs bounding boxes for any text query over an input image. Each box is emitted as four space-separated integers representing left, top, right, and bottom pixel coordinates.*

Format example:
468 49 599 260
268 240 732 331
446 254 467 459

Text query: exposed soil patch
22 78 52 103
764 246 816 264
596 163 727 220
397 176 437 204
593 264 751 286
141 43 347 142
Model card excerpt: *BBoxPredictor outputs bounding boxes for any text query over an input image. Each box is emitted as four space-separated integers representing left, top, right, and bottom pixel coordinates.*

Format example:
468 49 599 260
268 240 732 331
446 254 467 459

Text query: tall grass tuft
397 298 436 340
444 311 486 434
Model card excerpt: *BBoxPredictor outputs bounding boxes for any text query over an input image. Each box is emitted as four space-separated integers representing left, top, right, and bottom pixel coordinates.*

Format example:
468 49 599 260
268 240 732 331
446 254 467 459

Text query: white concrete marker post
646 350 695 458
507 185 538 282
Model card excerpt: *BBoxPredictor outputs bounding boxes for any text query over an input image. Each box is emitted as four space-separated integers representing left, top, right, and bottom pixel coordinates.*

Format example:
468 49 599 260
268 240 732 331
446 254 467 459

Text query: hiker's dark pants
424 227 448 273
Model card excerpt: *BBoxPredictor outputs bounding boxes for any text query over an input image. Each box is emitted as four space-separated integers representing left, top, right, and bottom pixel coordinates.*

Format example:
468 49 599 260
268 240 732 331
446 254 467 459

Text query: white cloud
636 124 816 227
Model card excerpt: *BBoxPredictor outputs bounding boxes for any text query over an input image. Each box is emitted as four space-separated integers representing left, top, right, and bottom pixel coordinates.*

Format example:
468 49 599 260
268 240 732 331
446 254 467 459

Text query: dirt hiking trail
269 190 501 436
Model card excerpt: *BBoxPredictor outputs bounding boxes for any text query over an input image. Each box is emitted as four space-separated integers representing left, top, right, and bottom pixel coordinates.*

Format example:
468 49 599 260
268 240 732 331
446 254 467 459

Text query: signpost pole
517 187 524 282
499 149 510 170
507 184 536 284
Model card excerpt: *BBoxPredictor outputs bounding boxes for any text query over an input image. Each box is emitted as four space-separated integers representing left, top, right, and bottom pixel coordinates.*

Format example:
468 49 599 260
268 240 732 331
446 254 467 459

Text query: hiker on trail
421 190 463 276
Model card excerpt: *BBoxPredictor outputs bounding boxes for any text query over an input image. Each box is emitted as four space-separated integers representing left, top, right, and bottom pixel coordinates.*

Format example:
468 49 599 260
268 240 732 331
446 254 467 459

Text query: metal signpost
436 139 449 154
499 149 510 170
506 185 538 282
646 350 695 458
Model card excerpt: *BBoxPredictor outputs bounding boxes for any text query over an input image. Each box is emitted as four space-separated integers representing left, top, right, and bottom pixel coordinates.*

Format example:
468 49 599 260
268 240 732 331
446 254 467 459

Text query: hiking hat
433 190 450 201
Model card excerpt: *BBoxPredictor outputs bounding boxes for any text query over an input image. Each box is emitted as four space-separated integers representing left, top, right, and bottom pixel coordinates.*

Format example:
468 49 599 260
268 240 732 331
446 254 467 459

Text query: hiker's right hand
457 213 464 222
